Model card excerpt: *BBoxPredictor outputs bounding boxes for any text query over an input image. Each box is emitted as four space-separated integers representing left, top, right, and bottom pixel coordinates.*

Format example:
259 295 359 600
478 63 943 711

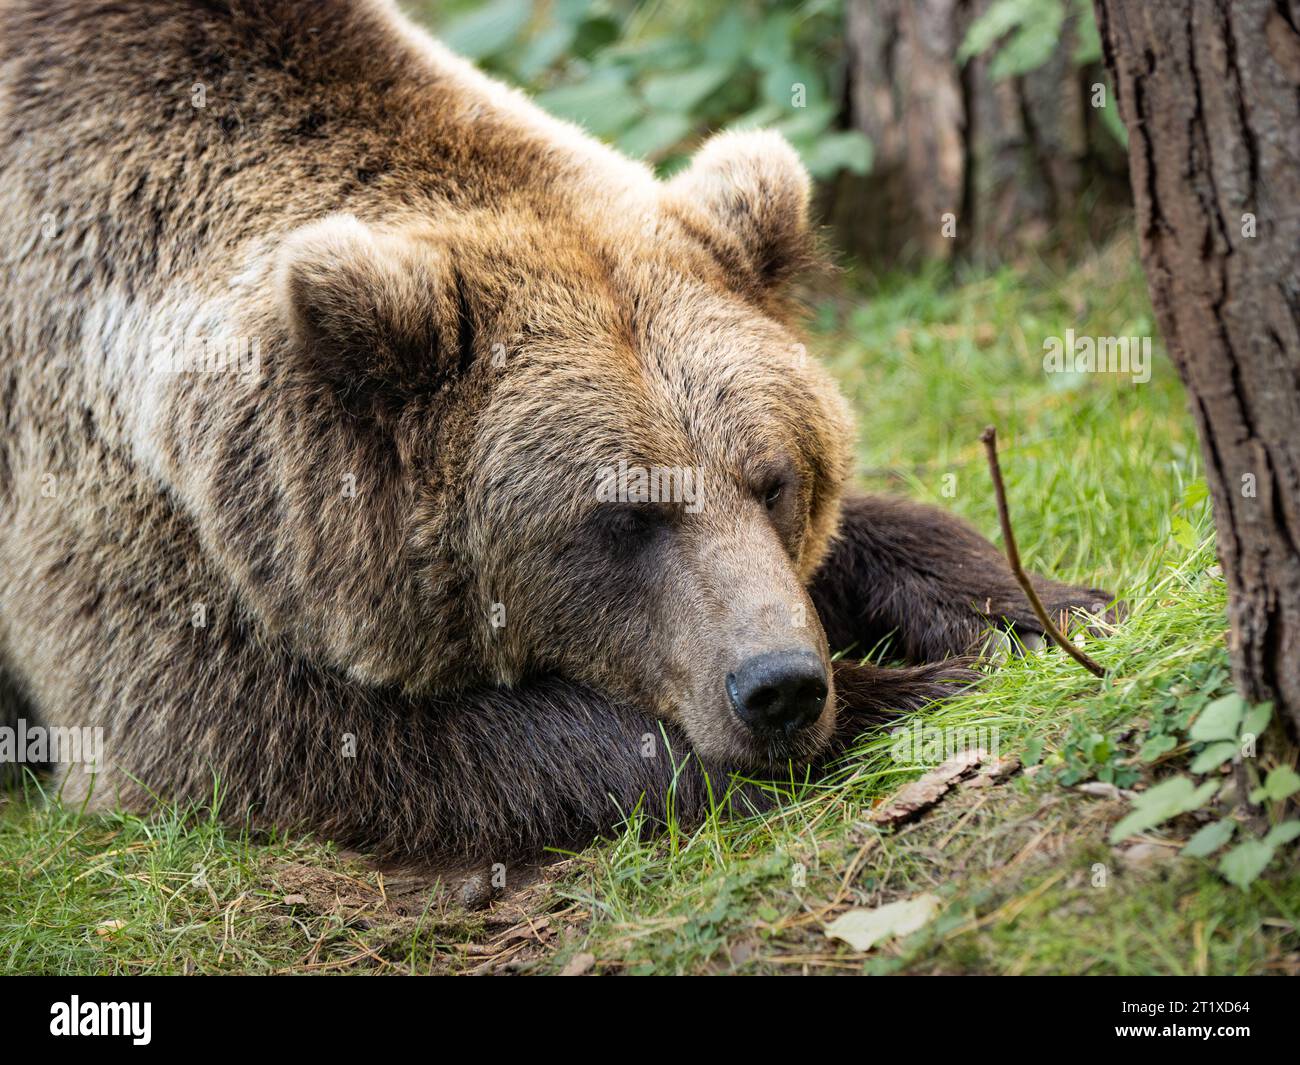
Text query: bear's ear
275 214 470 406
664 130 817 300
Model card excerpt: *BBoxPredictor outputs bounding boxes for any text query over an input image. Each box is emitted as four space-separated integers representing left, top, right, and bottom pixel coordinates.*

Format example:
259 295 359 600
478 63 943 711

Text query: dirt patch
267 854 583 974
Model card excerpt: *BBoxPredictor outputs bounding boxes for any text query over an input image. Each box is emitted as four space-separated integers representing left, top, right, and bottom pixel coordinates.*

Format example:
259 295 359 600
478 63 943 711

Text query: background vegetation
424 0 872 177
420 0 1119 179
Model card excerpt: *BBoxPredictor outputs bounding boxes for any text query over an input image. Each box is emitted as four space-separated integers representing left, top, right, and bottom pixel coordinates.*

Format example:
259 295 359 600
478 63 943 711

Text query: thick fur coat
0 0 1110 857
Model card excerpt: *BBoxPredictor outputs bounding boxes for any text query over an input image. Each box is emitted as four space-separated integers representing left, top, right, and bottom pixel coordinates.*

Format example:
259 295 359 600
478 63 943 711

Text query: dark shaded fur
811 494 1116 661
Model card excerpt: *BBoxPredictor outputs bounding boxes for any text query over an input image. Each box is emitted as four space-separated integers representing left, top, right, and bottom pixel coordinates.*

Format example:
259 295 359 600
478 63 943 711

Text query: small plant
1045 719 1140 788
1170 478 1210 554
1110 692 1300 888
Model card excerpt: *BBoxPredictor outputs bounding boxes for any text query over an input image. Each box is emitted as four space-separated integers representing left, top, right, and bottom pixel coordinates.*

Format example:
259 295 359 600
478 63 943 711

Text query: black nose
726 651 829 736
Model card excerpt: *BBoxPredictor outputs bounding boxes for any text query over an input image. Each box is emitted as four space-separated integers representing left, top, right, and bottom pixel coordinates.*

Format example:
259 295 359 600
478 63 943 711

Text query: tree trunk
835 0 965 263
832 0 1127 266
1095 0 1300 739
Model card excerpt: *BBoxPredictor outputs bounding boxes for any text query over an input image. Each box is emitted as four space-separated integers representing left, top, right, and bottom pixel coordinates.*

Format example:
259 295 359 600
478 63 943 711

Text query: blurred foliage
959 0 1126 144
958 0 1098 78
416 0 871 179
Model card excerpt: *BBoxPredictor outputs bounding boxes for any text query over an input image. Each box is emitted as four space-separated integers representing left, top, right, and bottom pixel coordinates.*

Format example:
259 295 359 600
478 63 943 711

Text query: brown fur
0 0 1111 858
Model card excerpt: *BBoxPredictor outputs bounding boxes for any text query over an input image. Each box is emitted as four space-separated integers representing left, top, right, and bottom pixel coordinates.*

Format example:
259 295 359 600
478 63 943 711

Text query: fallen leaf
496 918 552 945
94 920 127 937
966 754 1021 789
1077 781 1139 801
1115 841 1177 866
824 893 942 952
870 750 987 825
726 939 758 968
559 951 596 976
282 894 308 906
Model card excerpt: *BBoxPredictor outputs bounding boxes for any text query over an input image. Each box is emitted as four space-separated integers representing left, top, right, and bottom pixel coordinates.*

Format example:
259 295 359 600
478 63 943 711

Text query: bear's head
274 131 853 767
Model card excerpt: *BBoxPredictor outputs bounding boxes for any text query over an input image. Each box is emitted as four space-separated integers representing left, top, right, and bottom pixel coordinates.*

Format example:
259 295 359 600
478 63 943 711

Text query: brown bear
0 0 1111 857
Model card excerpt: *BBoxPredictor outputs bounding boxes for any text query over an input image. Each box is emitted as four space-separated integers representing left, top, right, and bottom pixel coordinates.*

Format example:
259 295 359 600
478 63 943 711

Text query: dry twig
980 425 1105 678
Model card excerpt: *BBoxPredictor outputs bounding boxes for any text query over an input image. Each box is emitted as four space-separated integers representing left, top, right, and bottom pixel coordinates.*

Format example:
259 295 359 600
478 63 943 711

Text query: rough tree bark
832 0 1127 266
1095 0 1300 739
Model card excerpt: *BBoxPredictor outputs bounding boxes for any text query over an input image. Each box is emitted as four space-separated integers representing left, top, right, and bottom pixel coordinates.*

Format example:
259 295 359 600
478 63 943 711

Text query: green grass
0 782 493 975
4 237 1297 974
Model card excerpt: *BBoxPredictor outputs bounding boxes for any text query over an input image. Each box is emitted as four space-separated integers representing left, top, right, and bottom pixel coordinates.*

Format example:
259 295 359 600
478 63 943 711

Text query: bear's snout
725 650 828 737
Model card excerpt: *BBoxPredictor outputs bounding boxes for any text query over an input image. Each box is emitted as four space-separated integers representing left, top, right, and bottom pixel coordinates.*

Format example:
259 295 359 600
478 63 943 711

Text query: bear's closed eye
589 501 678 549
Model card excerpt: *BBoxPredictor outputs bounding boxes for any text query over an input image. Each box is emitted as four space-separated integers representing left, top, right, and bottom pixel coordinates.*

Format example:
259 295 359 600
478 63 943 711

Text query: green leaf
958 0 1068 79
513 24 576 82
1109 776 1219 843
726 103 787 132
641 66 732 114
760 60 824 111
772 102 838 143
751 12 796 67
1189 693 1245 743
1181 478 1209 509
1071 0 1102 65
1171 515 1197 551
800 131 873 179
990 9 1066 80
1240 701 1273 741
553 0 592 22
1259 765 1300 803
703 8 750 67
1218 839 1274 889
535 76 642 137
1189 741 1236 775
1098 90 1129 147
959 0 1031 64
1263 821 1300 849
616 112 694 161
1023 737 1045 766
440 0 532 61
1181 818 1236 858
571 15 620 60
1138 733 1177 763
